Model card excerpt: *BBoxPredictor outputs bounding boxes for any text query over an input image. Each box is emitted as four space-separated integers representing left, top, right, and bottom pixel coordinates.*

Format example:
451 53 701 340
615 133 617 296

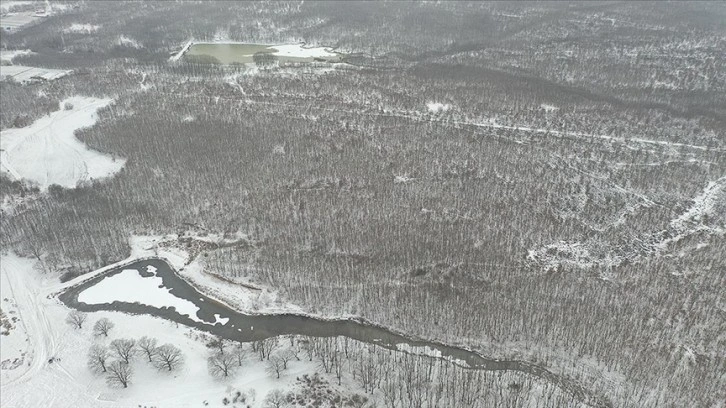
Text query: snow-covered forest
1 1 725 407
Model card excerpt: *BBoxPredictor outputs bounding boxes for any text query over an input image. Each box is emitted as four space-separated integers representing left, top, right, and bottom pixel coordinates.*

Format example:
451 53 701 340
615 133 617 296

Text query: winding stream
59 258 609 408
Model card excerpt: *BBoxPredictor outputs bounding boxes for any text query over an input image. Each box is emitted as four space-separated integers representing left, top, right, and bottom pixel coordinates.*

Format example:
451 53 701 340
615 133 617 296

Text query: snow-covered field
0 49 33 63
426 102 451 113
0 65 71 83
0 96 126 190
269 43 337 58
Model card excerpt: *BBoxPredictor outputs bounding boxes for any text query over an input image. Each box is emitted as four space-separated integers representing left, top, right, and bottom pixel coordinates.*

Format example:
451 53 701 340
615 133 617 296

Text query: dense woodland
1 1 725 407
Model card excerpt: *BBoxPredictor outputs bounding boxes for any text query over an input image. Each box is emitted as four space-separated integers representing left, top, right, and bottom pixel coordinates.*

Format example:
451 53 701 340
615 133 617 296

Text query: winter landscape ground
1 1 725 408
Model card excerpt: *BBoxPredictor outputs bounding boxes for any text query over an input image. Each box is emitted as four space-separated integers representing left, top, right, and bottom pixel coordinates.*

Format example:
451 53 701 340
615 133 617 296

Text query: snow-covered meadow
0 96 126 190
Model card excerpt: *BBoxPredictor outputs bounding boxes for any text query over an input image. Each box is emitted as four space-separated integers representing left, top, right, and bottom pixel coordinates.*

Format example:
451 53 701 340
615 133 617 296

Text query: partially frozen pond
59 258 610 408
77 266 205 323
182 42 344 64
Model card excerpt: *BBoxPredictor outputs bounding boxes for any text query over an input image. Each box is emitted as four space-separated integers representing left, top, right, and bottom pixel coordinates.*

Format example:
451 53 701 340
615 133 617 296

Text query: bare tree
264 389 288 408
232 342 248 366
138 336 158 362
278 349 294 369
207 337 228 355
66 310 87 329
258 337 279 360
267 354 284 379
110 338 136 364
87 344 109 373
93 318 114 337
106 361 133 388
208 352 236 378
332 351 345 386
153 344 184 371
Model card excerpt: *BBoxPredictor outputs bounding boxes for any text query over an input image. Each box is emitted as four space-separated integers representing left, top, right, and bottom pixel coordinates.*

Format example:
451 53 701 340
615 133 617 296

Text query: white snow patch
527 241 622 271
77 268 204 323
63 23 99 34
170 39 193 62
213 314 229 325
117 35 142 49
540 103 560 112
0 96 126 190
268 43 337 58
426 102 451 113
396 343 469 367
669 177 725 233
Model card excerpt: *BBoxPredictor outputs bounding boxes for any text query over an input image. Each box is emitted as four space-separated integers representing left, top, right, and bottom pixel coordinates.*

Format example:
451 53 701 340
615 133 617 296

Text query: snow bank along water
59 258 611 408
181 42 343 64
0 96 126 190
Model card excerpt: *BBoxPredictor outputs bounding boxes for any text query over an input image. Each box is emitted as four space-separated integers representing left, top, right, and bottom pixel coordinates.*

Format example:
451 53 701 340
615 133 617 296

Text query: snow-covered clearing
540 103 560 112
0 254 322 408
0 65 70 82
77 268 207 324
63 23 100 34
117 35 142 49
269 43 337 58
0 96 126 190
669 176 725 233
0 49 33 63
654 176 726 251
170 39 193 61
426 101 451 113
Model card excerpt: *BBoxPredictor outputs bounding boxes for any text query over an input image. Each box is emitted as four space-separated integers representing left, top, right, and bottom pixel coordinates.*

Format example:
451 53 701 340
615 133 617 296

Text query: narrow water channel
58 258 609 408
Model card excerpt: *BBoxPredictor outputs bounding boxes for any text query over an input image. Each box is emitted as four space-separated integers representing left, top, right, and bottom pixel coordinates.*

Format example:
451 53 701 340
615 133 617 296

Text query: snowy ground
269 43 337 58
0 96 126 190
0 252 337 408
63 23 100 34
0 65 71 83
0 49 33 63
172 40 339 62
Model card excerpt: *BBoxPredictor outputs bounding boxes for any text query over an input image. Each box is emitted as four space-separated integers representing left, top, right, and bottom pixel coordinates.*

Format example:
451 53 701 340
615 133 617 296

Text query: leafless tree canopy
65 311 87 329
207 352 237 378
3 2 725 406
266 354 284 379
138 336 158 362
109 338 137 364
92 318 114 337
264 389 288 408
87 344 109 373
105 361 133 388
153 344 184 371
